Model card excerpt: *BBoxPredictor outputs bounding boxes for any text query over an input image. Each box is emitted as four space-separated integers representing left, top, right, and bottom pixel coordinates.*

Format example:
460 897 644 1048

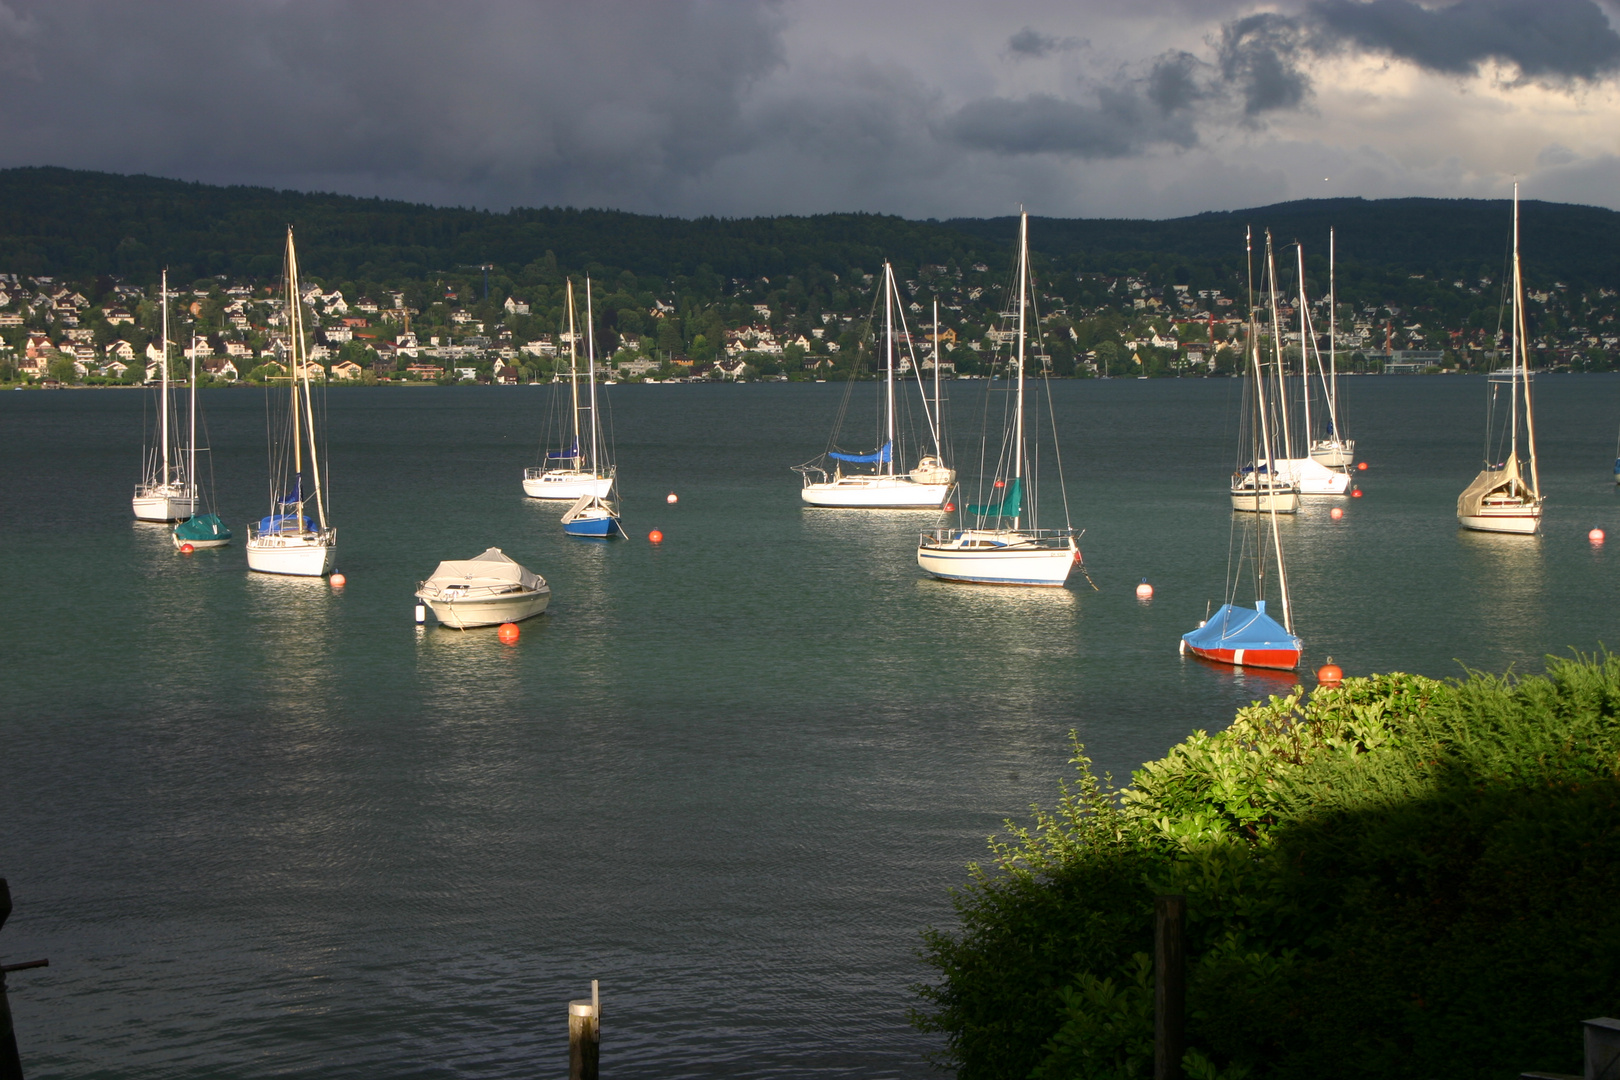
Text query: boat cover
546 441 579 461
968 477 1023 517
1181 601 1302 669
829 441 891 464
421 548 546 592
256 513 315 533
175 513 232 541
1457 457 1529 517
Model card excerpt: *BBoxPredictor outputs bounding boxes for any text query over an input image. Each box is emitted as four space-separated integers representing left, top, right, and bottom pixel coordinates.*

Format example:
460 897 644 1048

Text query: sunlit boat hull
173 513 233 549
1458 501 1542 534
1281 458 1351 495
802 475 951 508
133 485 194 523
1180 602 1302 670
1310 439 1355 468
916 529 1077 586
246 528 337 575
562 507 623 538
523 469 612 500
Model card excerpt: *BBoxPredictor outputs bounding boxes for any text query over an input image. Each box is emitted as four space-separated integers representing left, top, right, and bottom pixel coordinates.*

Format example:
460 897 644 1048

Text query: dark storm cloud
945 86 1198 158
1311 0 1620 82
0 0 787 211
1006 26 1084 59
1217 13 1312 115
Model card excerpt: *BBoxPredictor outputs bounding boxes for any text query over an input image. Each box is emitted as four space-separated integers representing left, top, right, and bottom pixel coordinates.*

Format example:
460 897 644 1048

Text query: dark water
2 377 1618 1078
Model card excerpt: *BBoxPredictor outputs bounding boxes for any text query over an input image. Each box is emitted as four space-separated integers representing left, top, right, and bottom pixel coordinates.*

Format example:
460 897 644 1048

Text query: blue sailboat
560 275 624 539
172 330 233 548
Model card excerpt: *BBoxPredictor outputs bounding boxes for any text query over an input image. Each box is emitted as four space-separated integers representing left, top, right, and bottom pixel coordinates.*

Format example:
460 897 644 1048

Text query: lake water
3 376 1618 1078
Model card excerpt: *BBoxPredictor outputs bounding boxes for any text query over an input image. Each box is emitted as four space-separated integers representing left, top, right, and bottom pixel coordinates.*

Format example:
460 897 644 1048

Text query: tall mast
285 231 303 506
1013 210 1028 531
1509 185 1521 470
1249 317 1292 632
566 279 581 469
188 330 197 505
160 269 171 488
1515 183 1540 495
585 275 600 479
932 298 942 455
1295 244 1313 451
1265 232 1293 459
288 227 326 529
883 262 896 477
1328 228 1340 435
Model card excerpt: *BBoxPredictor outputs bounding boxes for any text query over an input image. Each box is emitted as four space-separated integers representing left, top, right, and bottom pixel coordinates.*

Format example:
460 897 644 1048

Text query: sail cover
546 441 580 461
276 476 305 508
1181 602 1301 670
1457 456 1523 517
829 442 891 464
968 477 1023 518
257 513 315 534
421 547 546 592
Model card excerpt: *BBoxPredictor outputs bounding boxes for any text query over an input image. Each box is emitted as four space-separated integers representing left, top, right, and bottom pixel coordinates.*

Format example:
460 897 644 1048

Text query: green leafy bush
916 654 1620 1080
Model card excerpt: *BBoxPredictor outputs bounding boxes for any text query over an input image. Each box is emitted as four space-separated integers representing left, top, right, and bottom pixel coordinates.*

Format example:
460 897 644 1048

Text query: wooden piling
1155 894 1186 1080
569 980 599 1080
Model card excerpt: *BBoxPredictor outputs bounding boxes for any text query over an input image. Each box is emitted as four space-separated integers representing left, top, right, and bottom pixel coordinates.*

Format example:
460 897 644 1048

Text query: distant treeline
3 167 1618 299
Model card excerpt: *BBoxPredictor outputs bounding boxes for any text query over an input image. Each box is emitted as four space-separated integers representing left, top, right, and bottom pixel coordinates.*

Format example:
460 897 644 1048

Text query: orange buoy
1135 579 1153 599
1351 488 1363 498
648 529 664 544
1590 528 1605 543
179 543 195 554
994 479 1005 488
1330 506 1343 520
330 572 346 587
1357 461 1368 471
1316 658 1344 687
667 492 679 504
497 622 520 644
943 502 955 513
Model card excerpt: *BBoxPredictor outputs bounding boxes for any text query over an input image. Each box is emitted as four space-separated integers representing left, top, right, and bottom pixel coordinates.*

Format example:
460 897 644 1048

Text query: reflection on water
1455 529 1547 666
243 573 339 721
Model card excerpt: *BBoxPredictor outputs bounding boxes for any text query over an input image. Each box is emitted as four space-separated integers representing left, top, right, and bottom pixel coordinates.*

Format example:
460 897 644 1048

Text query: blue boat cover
547 441 580 461
1180 601 1300 654
829 442 891 464
257 513 315 533
968 477 1023 517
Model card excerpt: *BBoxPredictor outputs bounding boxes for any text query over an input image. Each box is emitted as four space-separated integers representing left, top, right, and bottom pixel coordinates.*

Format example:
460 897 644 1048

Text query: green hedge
916 654 1620 1079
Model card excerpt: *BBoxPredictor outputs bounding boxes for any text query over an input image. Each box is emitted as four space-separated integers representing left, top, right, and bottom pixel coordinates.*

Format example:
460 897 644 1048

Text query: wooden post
569 980 599 1080
1155 894 1186 1080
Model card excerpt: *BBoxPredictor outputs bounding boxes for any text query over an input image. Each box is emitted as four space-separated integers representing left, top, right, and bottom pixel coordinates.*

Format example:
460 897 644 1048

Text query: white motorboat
918 212 1080 587
416 548 551 628
525 278 613 501
1458 185 1541 535
799 261 952 509
246 227 338 577
132 270 195 523
1280 456 1350 495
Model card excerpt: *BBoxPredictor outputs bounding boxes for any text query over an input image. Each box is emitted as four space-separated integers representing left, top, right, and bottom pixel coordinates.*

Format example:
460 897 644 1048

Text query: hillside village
2 254 1618 388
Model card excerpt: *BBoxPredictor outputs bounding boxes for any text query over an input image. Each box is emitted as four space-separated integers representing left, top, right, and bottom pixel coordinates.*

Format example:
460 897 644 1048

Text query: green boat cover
967 477 1023 517
175 513 232 541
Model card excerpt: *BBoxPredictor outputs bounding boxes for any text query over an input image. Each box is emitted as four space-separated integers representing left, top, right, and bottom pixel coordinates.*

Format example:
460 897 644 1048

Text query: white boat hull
802 475 950 508
1310 440 1355 467
246 529 338 576
916 529 1077 586
1459 504 1542 534
423 591 550 628
1230 488 1300 513
133 486 194 523
1281 458 1351 495
523 469 612 500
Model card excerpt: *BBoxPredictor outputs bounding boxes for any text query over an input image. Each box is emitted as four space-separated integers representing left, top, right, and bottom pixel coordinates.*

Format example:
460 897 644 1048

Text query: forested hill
2 166 1618 291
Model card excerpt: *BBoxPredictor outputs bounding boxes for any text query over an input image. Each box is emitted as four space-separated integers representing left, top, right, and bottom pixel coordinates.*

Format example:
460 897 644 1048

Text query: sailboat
1231 230 1301 513
916 212 1080 586
1458 183 1542 534
245 227 337 576
1279 241 1350 495
1184 314 1303 670
523 279 613 501
132 270 195 522
560 276 624 538
1309 228 1355 467
796 261 953 508
172 332 233 549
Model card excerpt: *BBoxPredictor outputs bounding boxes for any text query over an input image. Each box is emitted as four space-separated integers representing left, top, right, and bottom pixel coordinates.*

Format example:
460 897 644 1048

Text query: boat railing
418 579 535 601
919 527 1075 549
246 523 336 545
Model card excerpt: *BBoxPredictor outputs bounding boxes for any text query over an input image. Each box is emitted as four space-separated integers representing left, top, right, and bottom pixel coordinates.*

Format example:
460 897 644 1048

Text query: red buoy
330 573 346 587
1590 528 1605 544
1316 658 1344 687
1351 488 1363 498
179 543 194 554
1357 461 1368 471
943 502 955 513
497 622 520 644
667 492 678 504
1135 579 1153 599
648 529 664 544
994 479 1005 488
1330 506 1343 520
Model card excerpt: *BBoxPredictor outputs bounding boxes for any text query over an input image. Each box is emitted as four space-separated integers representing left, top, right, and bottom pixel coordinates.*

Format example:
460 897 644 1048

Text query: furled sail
828 442 891 464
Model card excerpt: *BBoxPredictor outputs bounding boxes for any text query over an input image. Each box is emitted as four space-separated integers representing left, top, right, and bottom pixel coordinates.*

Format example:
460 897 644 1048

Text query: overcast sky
2 0 1619 220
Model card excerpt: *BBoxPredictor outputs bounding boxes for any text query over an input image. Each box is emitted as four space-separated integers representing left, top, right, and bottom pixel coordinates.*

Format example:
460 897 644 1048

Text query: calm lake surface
3 376 1619 1078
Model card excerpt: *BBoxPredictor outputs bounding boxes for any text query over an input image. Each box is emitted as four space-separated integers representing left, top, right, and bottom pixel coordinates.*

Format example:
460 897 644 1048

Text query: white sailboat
171 331 232 549
1232 230 1301 513
246 227 337 576
917 212 1079 586
132 270 195 522
1279 240 1349 495
524 278 613 501
1309 228 1355 467
560 276 624 539
1458 184 1542 535
798 261 953 508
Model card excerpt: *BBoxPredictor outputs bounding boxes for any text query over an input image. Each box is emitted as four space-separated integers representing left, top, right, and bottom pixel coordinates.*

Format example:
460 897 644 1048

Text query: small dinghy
415 548 551 629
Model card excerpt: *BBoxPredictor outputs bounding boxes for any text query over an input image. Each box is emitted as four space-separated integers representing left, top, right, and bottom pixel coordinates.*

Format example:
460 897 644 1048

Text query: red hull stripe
1188 646 1300 671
